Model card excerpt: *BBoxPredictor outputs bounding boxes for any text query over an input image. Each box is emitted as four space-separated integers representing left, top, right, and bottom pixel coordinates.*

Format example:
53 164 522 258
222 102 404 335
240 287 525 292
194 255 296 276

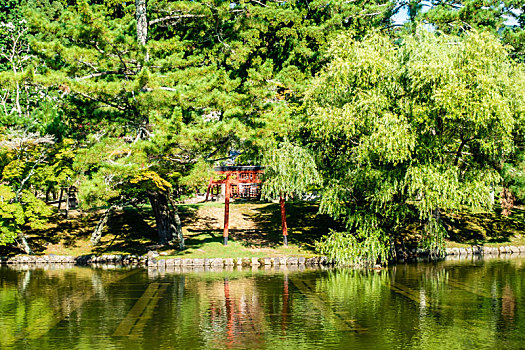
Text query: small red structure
205 166 264 245
205 165 288 246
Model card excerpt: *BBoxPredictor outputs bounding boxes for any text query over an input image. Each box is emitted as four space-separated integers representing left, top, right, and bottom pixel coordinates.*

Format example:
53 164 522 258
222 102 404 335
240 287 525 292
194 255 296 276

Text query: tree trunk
65 187 70 219
500 187 515 216
167 196 185 250
18 233 33 255
148 191 174 245
90 205 116 245
57 187 64 212
136 0 147 45
135 0 149 61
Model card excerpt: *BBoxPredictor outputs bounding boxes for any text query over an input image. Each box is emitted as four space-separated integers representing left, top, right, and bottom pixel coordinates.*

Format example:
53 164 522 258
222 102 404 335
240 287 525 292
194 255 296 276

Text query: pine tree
21 0 397 246
405 0 525 62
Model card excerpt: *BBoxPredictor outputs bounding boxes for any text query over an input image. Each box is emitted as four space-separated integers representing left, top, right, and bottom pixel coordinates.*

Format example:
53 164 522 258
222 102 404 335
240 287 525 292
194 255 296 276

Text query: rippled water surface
1 256 524 349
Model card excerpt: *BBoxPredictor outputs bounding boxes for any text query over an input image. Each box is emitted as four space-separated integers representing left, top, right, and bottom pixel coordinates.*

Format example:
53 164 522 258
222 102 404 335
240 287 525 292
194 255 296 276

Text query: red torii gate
205 165 288 246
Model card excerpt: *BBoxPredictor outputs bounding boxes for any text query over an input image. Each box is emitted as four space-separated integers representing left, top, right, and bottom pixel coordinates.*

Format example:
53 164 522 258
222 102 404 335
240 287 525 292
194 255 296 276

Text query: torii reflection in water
207 276 291 348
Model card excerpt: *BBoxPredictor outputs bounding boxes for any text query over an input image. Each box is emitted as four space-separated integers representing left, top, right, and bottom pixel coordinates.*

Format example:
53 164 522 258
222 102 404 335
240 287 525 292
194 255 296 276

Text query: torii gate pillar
223 174 231 245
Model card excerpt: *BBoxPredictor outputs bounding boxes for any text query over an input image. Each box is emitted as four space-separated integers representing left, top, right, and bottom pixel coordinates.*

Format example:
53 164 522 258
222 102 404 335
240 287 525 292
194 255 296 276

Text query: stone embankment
0 254 332 268
145 256 330 268
444 245 525 255
1 245 524 268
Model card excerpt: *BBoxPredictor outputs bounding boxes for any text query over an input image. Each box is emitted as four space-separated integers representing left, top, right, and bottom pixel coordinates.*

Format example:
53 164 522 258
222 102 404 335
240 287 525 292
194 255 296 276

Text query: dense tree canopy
0 0 524 261
308 30 525 264
1 0 397 250
403 0 525 61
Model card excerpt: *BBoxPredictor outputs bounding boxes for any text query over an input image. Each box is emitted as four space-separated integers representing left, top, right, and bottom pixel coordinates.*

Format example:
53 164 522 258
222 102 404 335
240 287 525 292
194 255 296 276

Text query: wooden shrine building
205 165 264 201
205 166 265 245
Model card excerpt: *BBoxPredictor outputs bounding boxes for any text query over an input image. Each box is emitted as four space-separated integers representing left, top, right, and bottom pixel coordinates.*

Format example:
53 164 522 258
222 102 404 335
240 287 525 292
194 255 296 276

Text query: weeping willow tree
261 140 321 245
306 29 525 265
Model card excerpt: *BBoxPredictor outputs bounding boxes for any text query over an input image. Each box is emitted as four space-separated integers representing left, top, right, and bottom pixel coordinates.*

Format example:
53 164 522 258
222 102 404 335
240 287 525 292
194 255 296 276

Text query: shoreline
2 245 525 268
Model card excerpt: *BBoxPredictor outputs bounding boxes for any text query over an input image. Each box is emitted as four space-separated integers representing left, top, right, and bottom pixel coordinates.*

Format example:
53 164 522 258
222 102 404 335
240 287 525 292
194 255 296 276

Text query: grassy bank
8 201 525 258
20 201 340 258
442 208 525 248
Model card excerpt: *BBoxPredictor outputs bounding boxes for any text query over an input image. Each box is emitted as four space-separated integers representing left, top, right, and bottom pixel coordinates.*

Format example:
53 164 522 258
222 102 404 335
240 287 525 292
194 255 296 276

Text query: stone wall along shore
1 245 524 268
444 245 525 256
0 254 332 268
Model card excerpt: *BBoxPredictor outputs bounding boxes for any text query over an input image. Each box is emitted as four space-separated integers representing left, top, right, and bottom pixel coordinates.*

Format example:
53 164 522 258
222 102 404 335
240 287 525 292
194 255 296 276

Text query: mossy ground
442 207 525 247
6 201 525 257
16 201 340 258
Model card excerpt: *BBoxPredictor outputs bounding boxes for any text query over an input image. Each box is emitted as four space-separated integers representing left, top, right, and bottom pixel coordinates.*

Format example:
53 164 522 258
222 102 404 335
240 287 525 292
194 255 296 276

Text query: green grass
158 238 309 259
158 200 338 258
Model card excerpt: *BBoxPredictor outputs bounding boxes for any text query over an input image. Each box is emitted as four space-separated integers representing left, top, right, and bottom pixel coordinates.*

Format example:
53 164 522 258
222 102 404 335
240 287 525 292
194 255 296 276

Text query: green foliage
404 0 525 62
0 185 23 245
179 159 214 192
130 170 172 192
261 140 321 199
74 136 141 207
22 0 397 179
419 216 447 256
316 229 390 266
18 190 52 229
0 0 522 257
0 186 51 245
6 0 402 247
502 151 525 203
309 29 525 265
0 129 67 248
0 0 24 72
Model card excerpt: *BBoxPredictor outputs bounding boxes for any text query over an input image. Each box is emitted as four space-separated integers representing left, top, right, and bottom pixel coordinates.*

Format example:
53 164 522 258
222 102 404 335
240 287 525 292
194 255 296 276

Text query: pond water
0 256 524 349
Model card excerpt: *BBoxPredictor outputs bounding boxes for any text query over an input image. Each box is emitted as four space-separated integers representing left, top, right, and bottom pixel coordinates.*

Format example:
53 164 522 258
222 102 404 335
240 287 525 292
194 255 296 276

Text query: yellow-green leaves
0 185 24 225
2 160 25 181
130 170 172 191
0 193 22 245
179 159 214 192
0 186 51 245
357 113 415 166
309 29 525 264
406 164 500 218
0 130 60 246
262 140 321 199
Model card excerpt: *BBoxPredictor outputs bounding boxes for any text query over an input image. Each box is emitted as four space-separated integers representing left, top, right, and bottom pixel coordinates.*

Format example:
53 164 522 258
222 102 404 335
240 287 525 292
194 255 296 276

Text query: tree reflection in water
0 258 525 349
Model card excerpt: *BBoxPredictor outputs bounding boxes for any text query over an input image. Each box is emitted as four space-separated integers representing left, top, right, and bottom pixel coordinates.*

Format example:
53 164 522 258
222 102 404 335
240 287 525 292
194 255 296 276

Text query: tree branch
75 59 100 72
76 71 122 80
250 0 267 7
75 91 127 111
15 151 47 202
205 136 231 161
149 14 206 25
141 86 177 92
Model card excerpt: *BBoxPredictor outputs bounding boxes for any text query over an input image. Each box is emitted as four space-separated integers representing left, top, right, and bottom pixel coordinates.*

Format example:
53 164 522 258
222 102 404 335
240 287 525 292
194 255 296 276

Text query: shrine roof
214 165 264 172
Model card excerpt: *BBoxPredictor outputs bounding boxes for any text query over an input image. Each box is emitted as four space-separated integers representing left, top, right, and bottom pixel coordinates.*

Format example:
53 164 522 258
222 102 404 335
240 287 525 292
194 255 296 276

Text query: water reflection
0 257 524 349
